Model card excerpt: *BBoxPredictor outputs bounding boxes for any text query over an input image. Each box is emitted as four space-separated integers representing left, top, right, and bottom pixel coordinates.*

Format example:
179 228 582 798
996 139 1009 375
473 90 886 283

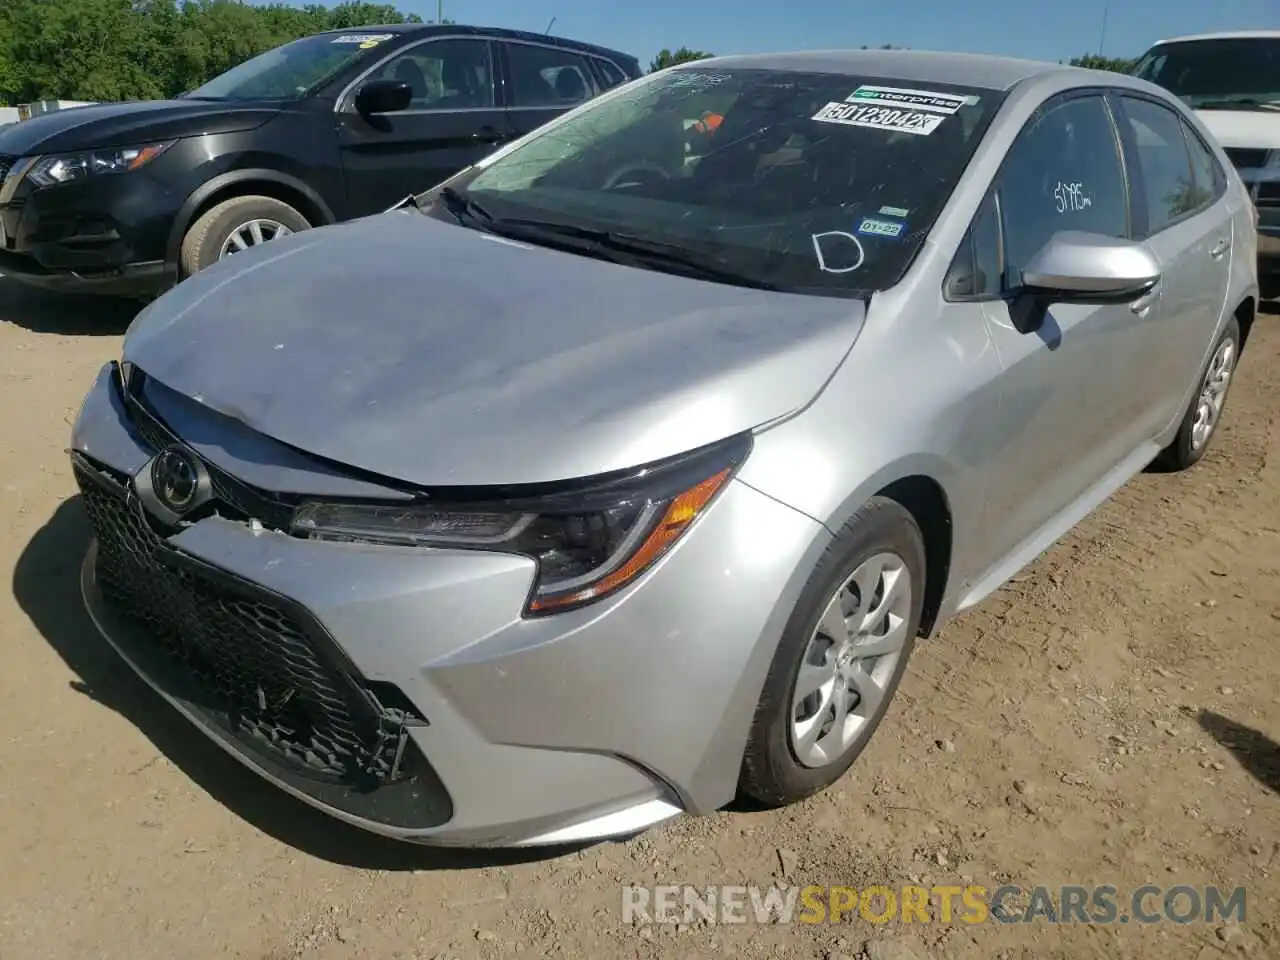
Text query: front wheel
179 195 311 278
738 497 926 807
1154 317 1240 472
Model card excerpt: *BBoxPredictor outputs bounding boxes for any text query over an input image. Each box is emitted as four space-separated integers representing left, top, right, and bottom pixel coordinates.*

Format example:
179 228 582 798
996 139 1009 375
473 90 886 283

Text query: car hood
0 99 278 155
1193 108 1280 151
123 212 865 488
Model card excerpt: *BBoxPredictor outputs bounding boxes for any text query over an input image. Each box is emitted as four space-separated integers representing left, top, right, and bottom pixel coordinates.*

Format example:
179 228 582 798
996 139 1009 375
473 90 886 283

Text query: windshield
434 67 1003 297
185 32 398 100
1133 38 1280 108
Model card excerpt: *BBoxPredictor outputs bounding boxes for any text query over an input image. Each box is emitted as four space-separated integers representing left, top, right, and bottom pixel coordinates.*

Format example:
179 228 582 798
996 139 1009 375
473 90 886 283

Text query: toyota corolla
70 50 1258 847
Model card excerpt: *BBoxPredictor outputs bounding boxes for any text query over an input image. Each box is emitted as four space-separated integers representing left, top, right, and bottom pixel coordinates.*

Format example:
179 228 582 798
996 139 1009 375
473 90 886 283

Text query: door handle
1130 285 1160 315
472 126 505 143
1210 236 1230 259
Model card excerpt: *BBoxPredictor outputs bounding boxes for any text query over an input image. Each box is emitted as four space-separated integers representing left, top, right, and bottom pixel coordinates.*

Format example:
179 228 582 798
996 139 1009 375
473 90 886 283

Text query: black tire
738 496 926 807
1261 278 1279 302
1153 316 1241 472
179 195 311 277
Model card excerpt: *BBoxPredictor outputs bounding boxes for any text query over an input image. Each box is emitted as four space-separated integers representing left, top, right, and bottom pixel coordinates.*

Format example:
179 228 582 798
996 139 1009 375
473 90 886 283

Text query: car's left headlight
290 433 752 615
24 142 173 188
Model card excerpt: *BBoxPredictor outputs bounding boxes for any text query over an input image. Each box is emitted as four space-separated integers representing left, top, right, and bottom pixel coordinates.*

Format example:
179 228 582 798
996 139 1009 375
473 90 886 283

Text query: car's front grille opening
77 462 398 783
1223 146 1269 171
72 454 453 829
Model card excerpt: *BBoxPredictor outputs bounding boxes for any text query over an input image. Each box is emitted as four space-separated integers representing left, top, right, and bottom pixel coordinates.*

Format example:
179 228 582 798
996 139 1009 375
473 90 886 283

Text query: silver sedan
70 48 1258 847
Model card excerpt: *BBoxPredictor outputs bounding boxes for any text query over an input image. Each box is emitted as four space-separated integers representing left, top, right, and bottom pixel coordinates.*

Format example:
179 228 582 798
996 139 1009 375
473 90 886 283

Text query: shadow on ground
0 278 140 335
12 495 591 870
1197 710 1280 795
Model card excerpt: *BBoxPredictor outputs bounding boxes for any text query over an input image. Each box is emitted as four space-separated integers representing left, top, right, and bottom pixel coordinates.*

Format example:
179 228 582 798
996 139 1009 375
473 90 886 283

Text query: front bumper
69 363 828 846
0 157 179 297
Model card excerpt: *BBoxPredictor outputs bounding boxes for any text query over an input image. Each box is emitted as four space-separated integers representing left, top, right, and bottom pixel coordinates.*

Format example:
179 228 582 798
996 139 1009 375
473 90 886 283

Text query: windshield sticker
811 231 866 274
846 85 972 114
812 100 944 136
879 205 910 218
332 33 393 45
856 217 906 239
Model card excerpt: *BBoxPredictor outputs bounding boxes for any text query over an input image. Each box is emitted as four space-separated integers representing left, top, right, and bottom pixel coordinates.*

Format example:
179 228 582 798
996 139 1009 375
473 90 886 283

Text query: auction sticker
332 33 393 45
811 100 944 136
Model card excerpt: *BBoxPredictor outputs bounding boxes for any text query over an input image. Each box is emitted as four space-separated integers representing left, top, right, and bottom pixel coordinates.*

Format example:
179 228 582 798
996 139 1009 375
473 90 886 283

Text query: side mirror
1010 231 1161 335
1020 231 1160 303
354 80 412 116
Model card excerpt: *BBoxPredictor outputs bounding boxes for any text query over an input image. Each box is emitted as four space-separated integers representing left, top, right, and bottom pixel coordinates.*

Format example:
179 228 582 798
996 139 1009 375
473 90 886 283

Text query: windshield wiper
439 186 496 227
484 217 779 291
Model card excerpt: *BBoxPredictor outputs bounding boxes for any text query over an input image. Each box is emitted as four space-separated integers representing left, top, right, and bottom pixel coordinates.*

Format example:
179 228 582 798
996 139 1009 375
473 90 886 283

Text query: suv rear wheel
180 195 311 277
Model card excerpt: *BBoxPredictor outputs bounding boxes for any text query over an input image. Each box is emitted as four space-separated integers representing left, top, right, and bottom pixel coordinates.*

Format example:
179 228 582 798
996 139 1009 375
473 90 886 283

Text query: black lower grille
1223 146 1268 171
74 458 424 792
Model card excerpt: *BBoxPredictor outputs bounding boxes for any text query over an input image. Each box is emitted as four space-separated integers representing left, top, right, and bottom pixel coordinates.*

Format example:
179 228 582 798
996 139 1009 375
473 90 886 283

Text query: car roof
675 48 1086 92
314 23 638 64
1147 30 1280 45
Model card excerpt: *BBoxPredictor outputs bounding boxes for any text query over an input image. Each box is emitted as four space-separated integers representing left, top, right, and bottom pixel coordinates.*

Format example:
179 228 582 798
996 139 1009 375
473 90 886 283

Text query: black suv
0 24 640 298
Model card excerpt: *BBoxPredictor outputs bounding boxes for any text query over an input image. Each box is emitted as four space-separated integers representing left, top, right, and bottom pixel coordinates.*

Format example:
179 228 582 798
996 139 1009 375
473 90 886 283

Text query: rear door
973 91 1154 565
587 55 634 92
336 36 515 215
1111 93 1234 429
497 39 600 140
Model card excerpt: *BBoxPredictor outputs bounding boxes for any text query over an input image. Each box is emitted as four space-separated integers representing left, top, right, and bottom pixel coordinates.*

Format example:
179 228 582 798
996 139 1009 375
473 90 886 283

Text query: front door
337 37 514 217
1112 93 1235 434
498 39 600 140
974 92 1155 568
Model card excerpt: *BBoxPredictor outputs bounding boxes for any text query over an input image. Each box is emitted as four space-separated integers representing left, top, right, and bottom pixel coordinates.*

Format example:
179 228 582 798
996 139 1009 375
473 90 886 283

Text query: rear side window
1182 119 1226 204
995 95 1128 288
506 42 597 107
1117 96 1203 235
594 57 629 90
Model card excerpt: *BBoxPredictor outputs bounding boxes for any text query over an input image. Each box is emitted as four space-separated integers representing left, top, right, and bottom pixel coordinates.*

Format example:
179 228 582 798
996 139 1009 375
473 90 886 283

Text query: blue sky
342 0 1278 68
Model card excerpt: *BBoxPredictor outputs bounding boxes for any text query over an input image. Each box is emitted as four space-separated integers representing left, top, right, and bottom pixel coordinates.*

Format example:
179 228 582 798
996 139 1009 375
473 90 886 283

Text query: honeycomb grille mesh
75 461 401 784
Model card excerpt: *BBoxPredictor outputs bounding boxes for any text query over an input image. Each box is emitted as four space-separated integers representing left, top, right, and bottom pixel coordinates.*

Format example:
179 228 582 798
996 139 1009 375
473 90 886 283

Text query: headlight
290 433 752 615
1267 149 1280 171
25 142 173 188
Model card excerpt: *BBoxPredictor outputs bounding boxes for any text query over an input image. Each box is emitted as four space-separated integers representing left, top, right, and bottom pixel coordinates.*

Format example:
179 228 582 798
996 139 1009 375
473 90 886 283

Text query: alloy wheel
218 218 293 259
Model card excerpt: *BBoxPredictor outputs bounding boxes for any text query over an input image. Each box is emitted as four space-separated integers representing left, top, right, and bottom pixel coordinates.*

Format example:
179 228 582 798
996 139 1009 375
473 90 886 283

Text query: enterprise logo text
622 884 1246 926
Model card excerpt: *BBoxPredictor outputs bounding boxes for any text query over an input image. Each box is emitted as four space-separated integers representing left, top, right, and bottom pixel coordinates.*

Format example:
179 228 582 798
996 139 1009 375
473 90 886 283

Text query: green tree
649 46 712 73
0 0 437 106
1068 53 1137 73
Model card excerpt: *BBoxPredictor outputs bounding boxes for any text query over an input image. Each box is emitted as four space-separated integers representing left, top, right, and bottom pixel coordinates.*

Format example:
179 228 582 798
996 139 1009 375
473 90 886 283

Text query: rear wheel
1154 317 1240 472
179 195 310 277
739 497 925 807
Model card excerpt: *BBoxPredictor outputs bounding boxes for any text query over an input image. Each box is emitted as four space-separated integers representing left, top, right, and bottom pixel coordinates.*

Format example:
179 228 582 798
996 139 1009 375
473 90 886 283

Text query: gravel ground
2 280 1279 960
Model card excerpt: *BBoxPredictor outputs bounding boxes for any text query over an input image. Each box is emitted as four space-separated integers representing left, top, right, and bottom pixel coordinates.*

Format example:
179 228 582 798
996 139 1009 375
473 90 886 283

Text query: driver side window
995 94 1129 290
371 39 495 110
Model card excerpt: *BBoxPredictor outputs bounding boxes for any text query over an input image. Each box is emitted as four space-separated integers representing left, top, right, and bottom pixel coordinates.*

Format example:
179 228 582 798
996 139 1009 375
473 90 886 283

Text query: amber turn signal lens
528 467 732 613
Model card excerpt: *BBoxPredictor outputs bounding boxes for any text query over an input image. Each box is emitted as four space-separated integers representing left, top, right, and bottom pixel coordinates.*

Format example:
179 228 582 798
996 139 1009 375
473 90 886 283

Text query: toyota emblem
150 446 201 513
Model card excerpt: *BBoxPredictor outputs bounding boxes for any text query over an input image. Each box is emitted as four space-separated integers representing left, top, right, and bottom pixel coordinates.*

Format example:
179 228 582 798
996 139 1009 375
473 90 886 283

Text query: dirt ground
2 280 1279 960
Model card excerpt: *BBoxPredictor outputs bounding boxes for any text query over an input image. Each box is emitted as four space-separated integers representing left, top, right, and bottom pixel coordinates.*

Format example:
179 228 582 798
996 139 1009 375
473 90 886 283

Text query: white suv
1133 30 1280 298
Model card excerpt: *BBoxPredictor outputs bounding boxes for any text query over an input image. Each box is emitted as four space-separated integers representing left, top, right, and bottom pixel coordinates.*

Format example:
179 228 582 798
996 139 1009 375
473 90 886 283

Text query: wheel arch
165 169 337 273
874 474 954 639
810 453 964 642
1234 295 1256 352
